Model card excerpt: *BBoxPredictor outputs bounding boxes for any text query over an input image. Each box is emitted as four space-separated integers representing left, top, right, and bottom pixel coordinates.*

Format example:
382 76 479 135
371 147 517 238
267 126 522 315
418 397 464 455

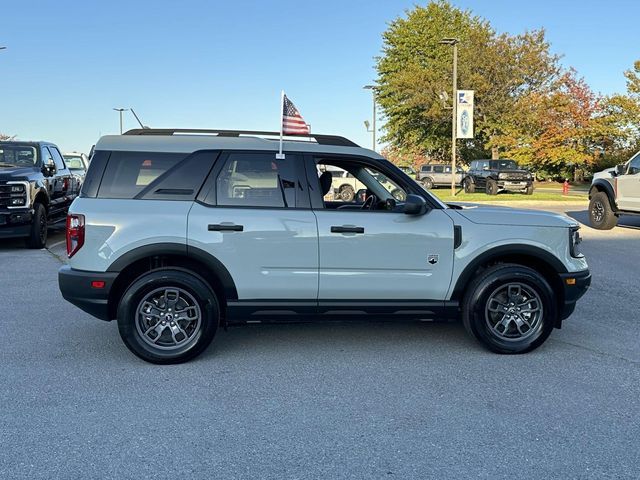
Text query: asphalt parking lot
1 203 639 479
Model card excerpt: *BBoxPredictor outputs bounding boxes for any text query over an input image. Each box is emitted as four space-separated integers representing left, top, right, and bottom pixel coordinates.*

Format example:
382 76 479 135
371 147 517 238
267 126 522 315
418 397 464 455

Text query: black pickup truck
0 141 79 248
463 159 534 195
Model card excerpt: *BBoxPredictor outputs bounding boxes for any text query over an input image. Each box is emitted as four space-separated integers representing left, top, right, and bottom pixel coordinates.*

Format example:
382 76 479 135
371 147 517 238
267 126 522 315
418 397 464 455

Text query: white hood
451 204 577 228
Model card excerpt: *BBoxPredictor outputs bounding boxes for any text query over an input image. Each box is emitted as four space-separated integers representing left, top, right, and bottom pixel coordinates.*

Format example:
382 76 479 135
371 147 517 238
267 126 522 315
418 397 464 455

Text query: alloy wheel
135 287 202 350
484 282 544 341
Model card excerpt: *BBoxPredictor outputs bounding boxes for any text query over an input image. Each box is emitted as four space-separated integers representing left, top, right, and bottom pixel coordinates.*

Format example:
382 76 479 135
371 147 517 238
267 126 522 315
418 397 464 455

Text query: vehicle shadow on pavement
566 209 640 230
200 320 485 361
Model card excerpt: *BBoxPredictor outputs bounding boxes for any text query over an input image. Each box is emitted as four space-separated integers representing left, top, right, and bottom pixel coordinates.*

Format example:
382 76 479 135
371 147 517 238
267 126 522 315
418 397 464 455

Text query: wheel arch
589 180 617 210
106 243 238 321
451 245 567 322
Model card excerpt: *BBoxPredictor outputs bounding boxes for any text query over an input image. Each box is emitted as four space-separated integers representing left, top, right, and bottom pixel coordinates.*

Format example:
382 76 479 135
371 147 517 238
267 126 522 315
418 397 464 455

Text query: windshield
64 155 85 170
0 145 38 168
491 159 519 170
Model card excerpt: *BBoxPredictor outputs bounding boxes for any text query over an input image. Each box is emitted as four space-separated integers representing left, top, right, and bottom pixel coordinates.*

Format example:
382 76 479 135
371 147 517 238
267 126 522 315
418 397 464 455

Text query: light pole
113 108 129 134
363 85 376 151
439 38 459 197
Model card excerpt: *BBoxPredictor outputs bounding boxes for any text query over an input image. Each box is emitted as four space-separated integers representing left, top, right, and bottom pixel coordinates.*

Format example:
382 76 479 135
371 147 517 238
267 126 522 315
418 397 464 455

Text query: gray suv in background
416 164 463 189
589 151 640 229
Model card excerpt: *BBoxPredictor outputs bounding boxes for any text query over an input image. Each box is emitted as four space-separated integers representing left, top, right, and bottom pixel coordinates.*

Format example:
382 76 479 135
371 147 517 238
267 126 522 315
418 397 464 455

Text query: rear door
617 154 640 211
188 151 319 308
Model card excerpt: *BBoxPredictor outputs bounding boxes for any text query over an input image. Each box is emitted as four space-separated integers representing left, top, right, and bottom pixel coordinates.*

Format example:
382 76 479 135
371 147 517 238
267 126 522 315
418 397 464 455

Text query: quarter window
97 151 186 199
216 153 298 208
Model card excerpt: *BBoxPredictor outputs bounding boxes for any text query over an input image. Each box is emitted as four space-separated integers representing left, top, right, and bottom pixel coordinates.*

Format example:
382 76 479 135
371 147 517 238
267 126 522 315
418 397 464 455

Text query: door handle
331 225 364 234
208 224 244 232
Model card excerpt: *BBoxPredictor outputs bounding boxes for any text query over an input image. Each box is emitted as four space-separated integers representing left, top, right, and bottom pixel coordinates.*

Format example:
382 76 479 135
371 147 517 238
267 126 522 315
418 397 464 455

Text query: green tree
376 1 560 162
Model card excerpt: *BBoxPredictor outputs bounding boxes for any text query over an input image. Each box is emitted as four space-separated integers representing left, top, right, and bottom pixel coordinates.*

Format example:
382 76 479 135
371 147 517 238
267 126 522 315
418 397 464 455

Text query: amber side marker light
565 278 577 286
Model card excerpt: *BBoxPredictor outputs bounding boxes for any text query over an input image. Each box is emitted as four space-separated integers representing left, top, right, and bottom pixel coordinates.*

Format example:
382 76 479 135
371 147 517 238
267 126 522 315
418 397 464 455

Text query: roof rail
122 128 360 147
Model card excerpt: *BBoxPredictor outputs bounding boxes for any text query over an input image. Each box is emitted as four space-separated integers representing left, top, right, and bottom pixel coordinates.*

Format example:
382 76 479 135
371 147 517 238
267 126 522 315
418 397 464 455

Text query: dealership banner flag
456 90 474 139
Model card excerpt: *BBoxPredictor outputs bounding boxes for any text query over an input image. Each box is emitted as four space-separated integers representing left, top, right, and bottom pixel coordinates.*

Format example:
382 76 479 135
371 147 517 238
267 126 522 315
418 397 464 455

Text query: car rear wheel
462 264 557 354
486 179 498 195
421 178 434 190
589 192 618 230
117 269 219 364
26 203 48 249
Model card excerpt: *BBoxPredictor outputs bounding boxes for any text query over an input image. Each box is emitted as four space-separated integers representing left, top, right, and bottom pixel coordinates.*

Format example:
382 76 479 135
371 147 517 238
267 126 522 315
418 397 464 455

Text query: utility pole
440 38 459 197
363 85 376 151
113 108 129 134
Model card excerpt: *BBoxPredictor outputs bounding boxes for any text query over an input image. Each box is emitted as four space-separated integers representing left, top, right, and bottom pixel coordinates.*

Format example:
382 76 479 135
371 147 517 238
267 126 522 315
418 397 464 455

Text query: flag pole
276 90 285 160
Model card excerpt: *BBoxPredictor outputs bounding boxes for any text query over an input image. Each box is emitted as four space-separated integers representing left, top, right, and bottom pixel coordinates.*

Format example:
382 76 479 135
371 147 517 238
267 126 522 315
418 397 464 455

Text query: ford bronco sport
58 129 590 364
589 151 640 229
0 141 78 248
463 159 534 195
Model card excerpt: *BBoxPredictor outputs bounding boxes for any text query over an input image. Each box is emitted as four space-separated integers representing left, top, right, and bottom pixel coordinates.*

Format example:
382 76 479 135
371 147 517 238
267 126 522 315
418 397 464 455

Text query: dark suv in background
0 141 78 248
463 159 534 195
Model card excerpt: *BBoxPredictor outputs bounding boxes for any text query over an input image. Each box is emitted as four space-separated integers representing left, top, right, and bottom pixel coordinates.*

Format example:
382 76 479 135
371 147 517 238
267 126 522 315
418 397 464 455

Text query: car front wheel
589 192 618 230
486 179 498 195
463 178 475 193
26 202 48 249
117 269 220 364
462 264 557 354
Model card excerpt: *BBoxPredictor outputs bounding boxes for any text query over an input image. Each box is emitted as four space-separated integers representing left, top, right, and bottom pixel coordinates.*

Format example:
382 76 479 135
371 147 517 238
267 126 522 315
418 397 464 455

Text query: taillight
66 214 85 258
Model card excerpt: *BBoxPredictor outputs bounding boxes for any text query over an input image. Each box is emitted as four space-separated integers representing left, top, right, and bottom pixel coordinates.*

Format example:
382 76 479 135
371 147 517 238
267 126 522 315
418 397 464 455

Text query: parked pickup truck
0 141 78 247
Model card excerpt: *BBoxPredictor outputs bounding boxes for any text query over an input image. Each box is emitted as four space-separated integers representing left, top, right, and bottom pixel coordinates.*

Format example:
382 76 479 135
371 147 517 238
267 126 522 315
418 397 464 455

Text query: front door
617 154 640 211
187 151 319 309
310 156 455 308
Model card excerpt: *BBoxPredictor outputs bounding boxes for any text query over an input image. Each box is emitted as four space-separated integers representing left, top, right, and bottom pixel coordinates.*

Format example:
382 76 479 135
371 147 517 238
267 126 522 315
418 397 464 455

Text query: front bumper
0 210 33 238
559 269 591 320
497 180 532 191
58 265 118 321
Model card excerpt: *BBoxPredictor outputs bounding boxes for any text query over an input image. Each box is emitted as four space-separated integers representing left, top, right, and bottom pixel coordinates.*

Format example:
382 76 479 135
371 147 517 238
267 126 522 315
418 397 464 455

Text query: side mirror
615 164 626 176
403 194 428 215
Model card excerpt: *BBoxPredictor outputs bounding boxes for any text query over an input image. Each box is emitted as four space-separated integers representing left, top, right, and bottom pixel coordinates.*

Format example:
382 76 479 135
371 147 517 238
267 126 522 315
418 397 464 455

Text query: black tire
525 185 534 195
463 178 475 193
589 192 618 230
339 184 355 202
462 264 557 354
117 269 220 364
486 178 498 195
421 177 434 190
26 203 48 249
391 188 406 201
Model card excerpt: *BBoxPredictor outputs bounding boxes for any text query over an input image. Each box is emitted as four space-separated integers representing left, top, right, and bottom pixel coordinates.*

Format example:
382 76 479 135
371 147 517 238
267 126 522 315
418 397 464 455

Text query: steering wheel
362 194 378 210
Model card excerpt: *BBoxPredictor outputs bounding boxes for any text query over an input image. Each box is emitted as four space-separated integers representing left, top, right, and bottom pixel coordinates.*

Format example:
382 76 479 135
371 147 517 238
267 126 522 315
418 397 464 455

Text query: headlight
569 227 583 258
498 172 507 179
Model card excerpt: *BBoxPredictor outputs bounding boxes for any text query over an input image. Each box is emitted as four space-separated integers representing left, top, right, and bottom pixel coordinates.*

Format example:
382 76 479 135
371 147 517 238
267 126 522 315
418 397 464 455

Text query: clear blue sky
1 0 638 153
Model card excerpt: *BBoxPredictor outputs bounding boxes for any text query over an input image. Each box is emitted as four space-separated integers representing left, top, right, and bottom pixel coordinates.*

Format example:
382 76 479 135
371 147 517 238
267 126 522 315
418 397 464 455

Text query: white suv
58 129 590 364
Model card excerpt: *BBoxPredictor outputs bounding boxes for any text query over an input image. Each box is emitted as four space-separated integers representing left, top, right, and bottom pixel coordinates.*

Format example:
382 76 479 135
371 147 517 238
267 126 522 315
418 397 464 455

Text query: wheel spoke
485 282 544 341
135 286 202 351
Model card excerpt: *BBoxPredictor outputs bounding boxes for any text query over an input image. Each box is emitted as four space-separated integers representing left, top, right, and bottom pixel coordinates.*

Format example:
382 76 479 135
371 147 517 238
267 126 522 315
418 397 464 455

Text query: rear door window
433 166 444 173
215 152 299 208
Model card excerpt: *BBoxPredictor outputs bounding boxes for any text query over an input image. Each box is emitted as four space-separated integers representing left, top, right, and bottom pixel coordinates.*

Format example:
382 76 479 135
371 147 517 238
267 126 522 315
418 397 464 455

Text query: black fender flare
107 242 238 300
589 179 617 210
451 244 568 300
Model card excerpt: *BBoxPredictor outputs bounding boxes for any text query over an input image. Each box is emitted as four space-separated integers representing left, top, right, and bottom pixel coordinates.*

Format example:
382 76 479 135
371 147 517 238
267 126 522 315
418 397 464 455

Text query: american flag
282 94 310 135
